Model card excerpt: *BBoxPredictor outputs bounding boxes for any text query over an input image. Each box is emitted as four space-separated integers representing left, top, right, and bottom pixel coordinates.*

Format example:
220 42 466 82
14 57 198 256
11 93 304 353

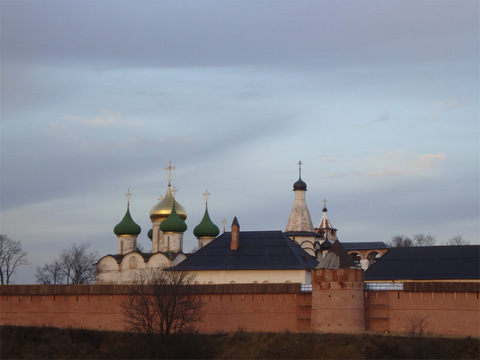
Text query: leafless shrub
122 270 204 335
407 315 430 338
446 235 470 246
413 234 436 247
0 234 28 284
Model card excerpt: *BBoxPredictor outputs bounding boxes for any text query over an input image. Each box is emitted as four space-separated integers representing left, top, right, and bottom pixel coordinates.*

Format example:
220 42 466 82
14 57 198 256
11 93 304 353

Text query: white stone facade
285 190 314 232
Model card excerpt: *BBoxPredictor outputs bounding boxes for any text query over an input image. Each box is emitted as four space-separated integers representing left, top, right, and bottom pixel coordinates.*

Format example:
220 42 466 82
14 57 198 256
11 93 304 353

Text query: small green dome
114 206 141 236
193 206 220 238
160 203 187 233
148 228 153 240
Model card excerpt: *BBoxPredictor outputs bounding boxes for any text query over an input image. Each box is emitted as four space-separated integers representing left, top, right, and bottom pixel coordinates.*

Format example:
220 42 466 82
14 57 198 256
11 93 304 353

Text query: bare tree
35 260 65 284
413 233 436 247
446 235 469 246
0 235 28 284
122 270 204 335
389 235 413 247
407 315 430 338
36 242 98 284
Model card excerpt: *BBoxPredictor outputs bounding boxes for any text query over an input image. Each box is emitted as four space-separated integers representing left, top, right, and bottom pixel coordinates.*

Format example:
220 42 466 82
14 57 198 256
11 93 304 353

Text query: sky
1 0 478 284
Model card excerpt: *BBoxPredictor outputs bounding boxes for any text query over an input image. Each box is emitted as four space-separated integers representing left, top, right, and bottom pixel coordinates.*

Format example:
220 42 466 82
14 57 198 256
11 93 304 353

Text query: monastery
96 161 386 284
2 161 478 337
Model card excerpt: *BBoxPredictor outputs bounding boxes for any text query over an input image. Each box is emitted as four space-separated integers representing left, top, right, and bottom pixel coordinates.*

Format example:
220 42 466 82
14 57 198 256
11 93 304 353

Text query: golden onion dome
149 187 187 220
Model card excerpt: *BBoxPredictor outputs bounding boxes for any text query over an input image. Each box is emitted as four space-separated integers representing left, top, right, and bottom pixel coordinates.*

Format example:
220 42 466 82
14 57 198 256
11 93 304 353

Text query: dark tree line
389 234 469 247
36 242 98 284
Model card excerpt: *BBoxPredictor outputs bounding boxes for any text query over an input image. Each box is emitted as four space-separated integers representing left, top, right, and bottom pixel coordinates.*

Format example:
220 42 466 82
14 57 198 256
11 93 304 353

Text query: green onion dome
160 203 187 233
148 228 153 240
150 187 187 220
193 206 220 238
113 205 141 236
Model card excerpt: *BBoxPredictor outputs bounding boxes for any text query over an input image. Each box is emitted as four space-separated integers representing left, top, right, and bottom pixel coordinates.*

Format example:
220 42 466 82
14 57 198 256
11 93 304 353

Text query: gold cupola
150 161 187 221
150 186 187 221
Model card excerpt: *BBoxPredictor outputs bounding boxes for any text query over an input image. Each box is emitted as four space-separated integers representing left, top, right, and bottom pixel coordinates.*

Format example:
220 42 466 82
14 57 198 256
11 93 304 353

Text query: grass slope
1 326 478 359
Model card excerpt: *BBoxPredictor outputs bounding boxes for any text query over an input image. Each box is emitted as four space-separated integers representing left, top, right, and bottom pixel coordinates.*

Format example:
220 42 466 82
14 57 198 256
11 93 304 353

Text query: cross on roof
126 188 132 205
222 218 227 233
298 160 303 178
172 186 178 198
323 199 327 208
158 195 163 201
203 190 210 205
164 161 176 187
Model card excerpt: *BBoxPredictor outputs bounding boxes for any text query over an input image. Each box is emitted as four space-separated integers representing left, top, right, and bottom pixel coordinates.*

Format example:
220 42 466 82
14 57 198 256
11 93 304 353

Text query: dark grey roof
365 245 480 281
169 231 319 271
342 242 390 251
285 231 320 238
317 240 356 269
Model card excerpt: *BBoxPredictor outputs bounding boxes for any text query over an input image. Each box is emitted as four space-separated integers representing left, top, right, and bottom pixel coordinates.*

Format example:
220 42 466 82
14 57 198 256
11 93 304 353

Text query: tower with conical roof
150 162 187 253
316 199 338 242
114 189 141 255
285 161 317 256
194 190 220 249
159 202 187 252
285 161 315 233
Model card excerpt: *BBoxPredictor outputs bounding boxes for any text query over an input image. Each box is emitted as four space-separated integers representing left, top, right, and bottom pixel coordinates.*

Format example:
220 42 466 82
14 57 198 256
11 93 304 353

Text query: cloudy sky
1 1 478 283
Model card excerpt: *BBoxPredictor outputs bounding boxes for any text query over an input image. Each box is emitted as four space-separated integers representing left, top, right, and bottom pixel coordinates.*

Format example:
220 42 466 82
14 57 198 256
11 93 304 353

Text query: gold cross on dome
126 188 132 205
222 218 227 233
172 186 178 198
158 195 163 201
323 199 327 208
297 160 303 177
164 161 176 187
203 190 210 205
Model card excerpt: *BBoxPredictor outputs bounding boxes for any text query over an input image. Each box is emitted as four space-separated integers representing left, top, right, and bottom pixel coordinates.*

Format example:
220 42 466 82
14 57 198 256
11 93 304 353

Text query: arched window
367 251 381 266
350 252 361 266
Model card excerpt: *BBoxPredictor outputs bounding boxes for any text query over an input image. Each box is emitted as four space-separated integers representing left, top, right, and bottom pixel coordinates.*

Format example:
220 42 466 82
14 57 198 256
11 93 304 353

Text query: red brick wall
366 290 480 337
200 292 311 332
1 294 126 331
0 284 310 333
1 284 479 336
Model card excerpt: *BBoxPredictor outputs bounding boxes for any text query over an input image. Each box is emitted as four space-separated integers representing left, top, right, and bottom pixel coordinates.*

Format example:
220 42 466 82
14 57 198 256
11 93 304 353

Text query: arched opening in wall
229 281 236 284
367 251 381 266
350 252 361 266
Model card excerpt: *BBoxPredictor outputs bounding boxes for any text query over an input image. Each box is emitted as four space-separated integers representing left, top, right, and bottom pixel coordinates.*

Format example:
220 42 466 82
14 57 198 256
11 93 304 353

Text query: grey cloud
2 1 477 69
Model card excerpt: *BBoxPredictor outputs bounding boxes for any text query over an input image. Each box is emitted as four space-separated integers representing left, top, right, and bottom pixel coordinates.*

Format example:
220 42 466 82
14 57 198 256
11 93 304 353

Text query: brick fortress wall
366 282 480 337
1 275 478 336
0 284 311 333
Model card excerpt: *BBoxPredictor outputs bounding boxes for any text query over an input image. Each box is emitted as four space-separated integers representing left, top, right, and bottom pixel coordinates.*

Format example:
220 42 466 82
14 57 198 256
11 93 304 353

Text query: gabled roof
342 242 390 251
365 245 480 281
169 231 319 271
